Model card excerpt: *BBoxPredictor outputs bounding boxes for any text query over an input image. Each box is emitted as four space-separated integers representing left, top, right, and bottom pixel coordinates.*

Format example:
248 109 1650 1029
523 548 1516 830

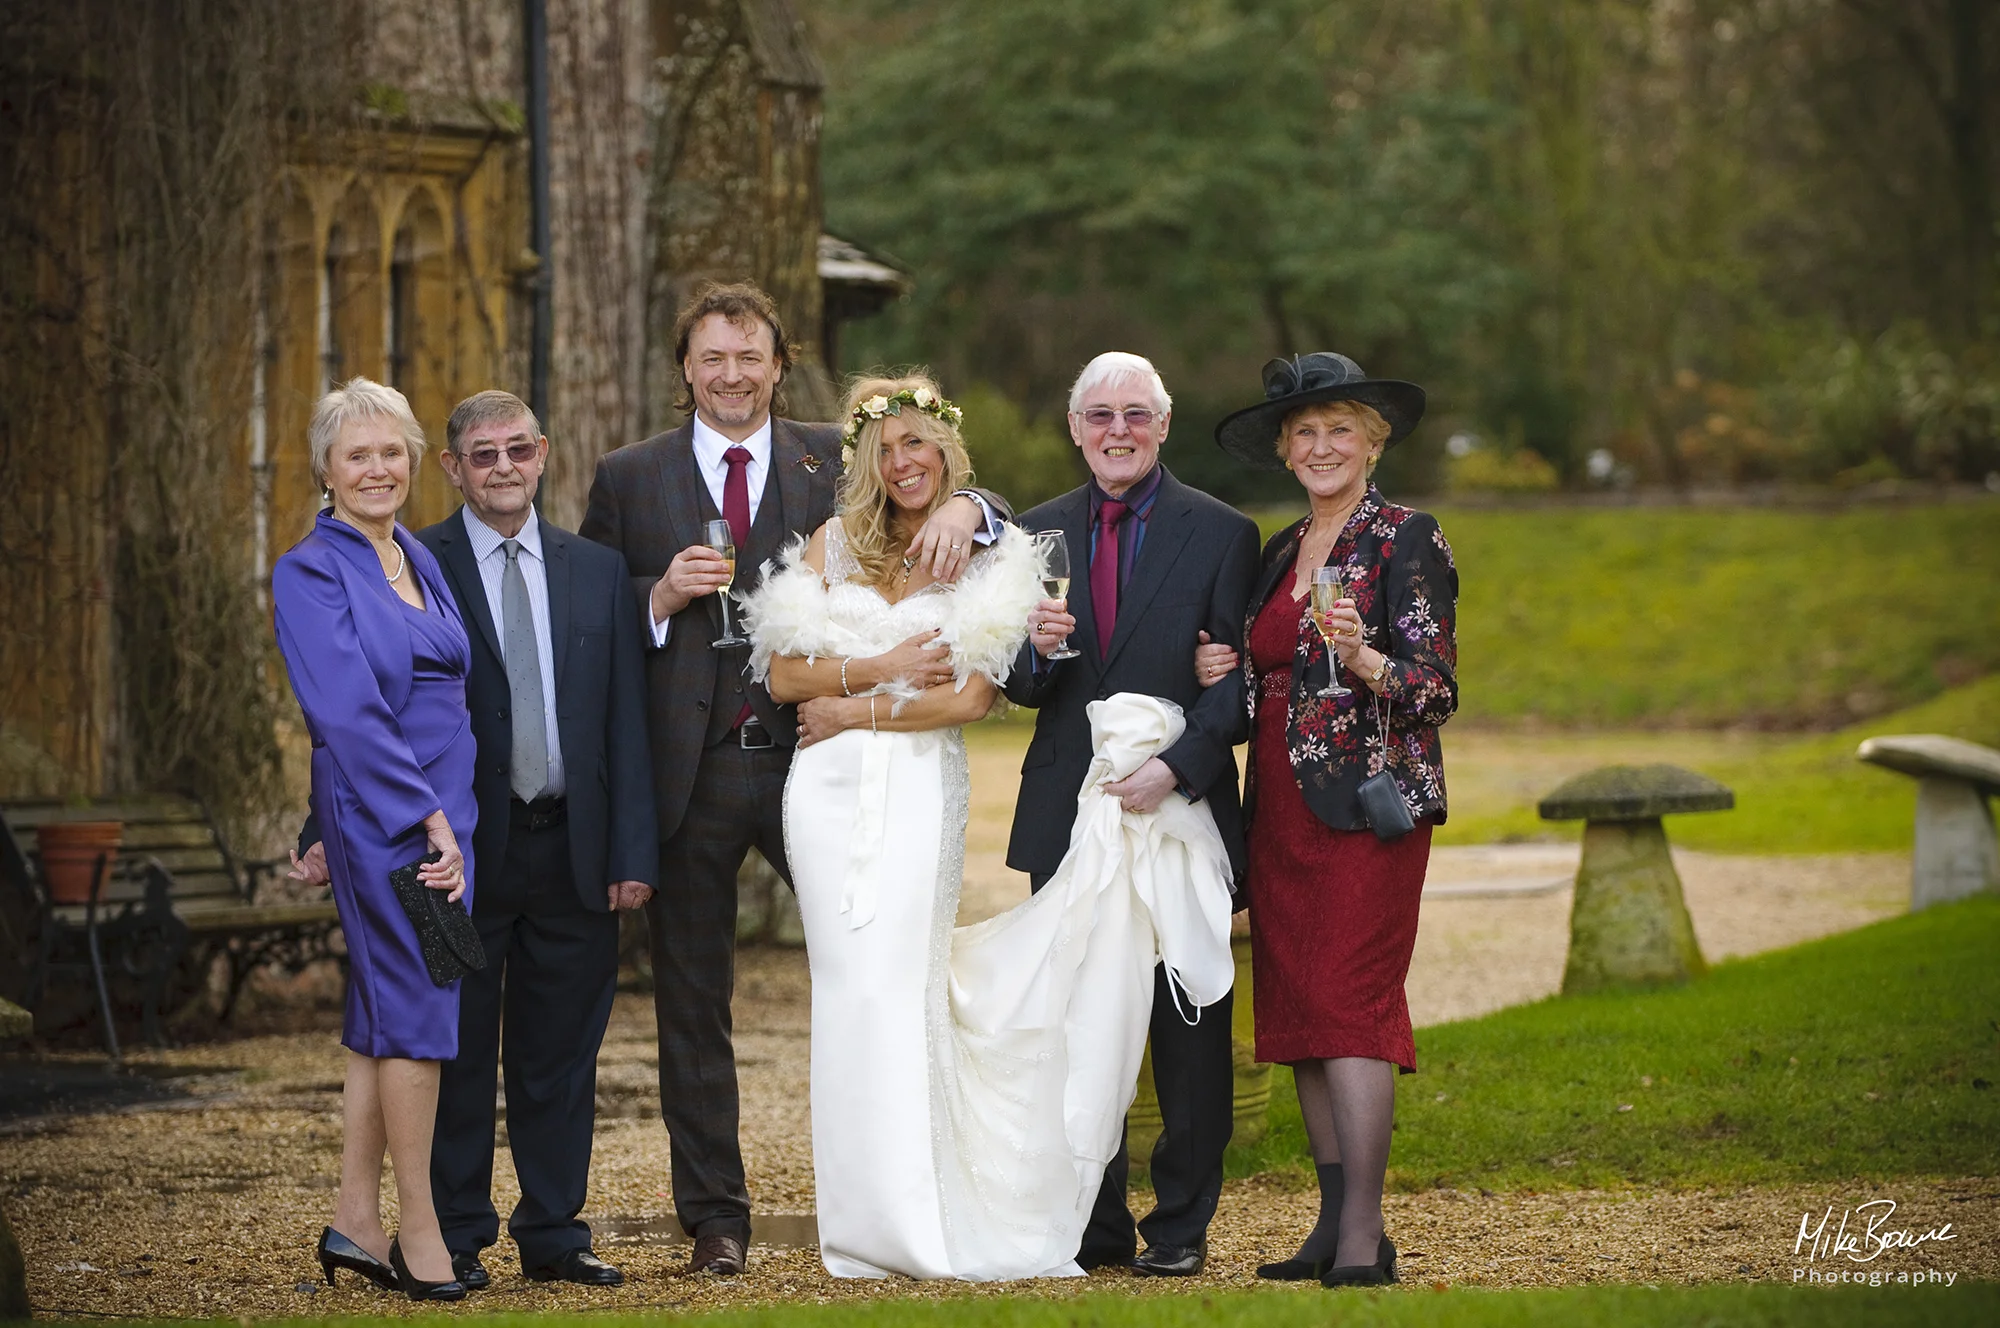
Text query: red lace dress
1245 582 1432 1071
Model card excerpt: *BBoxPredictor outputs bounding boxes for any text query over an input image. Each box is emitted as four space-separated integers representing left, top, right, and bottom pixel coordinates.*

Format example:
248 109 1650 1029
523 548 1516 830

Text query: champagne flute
1034 530 1080 661
1310 566 1352 698
705 519 749 648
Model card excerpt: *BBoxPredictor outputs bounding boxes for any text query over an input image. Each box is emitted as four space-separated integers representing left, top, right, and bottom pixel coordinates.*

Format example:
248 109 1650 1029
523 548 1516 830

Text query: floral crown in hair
838 386 964 467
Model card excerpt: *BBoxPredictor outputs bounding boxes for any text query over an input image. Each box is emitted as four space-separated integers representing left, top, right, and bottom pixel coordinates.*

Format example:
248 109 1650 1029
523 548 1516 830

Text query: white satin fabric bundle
935 692 1236 1281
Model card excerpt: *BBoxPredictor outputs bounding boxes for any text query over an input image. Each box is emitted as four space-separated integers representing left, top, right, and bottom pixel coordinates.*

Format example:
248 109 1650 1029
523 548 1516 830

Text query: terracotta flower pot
37 821 123 905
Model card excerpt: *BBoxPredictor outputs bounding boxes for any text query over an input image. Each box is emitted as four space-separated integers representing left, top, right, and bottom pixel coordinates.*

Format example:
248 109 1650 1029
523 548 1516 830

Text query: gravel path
7 833 1978 1318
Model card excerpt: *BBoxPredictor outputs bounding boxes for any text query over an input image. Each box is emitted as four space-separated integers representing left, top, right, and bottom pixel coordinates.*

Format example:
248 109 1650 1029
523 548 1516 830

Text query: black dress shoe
526 1248 625 1286
450 1251 491 1290
316 1227 398 1291
388 1238 467 1302
1132 1239 1207 1277
1256 1254 1329 1281
1076 1245 1135 1272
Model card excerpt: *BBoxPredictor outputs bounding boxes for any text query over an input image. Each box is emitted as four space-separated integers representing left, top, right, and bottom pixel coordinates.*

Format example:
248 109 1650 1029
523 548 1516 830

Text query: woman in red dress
1200 354 1458 1288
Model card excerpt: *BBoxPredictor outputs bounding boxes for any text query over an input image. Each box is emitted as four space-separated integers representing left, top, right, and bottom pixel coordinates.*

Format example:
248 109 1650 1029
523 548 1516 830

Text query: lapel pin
799 454 823 474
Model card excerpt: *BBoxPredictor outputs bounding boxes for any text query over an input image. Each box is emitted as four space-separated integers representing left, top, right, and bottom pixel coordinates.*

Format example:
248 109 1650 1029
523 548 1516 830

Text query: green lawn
1229 896 2000 1192
1435 673 2000 852
117 1284 1996 1327
1251 501 2000 729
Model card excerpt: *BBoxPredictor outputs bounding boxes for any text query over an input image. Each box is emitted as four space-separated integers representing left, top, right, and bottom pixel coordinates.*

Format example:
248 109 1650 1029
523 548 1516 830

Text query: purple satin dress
273 511 478 1060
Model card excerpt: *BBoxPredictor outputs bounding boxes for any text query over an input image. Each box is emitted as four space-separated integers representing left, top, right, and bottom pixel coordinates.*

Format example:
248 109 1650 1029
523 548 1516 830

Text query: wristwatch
1366 655 1391 687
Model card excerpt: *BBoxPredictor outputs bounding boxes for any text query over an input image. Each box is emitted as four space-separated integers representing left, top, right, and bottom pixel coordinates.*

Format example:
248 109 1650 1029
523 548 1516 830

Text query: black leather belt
736 717 775 750
509 796 567 831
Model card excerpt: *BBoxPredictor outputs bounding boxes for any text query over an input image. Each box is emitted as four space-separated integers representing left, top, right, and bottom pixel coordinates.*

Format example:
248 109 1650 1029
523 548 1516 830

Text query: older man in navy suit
1004 352 1258 1277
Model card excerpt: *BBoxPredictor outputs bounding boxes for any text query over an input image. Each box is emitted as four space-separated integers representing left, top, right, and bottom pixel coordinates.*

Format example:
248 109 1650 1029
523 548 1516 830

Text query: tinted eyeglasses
1078 407 1161 430
457 441 540 469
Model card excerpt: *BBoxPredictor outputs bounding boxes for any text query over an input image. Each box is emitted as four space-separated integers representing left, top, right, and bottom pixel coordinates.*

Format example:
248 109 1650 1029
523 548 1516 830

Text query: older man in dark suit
1004 351 1259 1278
580 281 1007 1276
298 389 657 1290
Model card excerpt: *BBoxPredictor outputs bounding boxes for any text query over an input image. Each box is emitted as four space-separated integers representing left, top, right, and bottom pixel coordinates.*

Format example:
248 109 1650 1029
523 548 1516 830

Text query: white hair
308 377 427 490
1067 351 1173 415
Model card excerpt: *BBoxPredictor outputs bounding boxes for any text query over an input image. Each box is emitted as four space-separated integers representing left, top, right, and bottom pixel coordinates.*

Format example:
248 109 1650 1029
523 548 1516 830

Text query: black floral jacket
1243 486 1459 831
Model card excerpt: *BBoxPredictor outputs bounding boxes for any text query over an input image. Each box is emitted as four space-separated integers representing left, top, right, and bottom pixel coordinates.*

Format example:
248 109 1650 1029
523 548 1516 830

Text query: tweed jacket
580 417 842 841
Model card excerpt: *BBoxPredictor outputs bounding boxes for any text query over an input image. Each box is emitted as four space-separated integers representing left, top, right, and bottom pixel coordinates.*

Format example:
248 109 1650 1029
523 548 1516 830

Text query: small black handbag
1356 689 1416 841
388 850 487 986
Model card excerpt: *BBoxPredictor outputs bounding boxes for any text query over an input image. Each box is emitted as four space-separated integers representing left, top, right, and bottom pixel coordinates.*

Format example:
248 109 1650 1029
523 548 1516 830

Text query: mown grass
1228 896 2000 1192
137 1283 1999 1328
1434 673 2000 852
1250 501 2000 729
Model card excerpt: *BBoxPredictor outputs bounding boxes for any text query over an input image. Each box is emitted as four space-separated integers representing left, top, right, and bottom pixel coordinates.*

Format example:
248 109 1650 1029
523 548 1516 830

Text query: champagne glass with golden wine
1033 530 1080 660
1310 566 1352 698
704 518 749 648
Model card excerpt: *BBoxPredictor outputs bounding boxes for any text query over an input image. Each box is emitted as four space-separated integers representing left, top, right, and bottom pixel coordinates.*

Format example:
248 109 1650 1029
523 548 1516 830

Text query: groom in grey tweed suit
581 281 1007 1275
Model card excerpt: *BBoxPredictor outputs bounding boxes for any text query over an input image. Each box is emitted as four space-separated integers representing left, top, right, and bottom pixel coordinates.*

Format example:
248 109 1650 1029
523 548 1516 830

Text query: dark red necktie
1091 498 1130 657
722 445 753 551
723 445 755 728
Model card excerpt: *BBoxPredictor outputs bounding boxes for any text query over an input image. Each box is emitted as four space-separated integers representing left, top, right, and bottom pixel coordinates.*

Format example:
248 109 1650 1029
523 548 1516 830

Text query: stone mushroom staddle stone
1540 764 1734 995
1856 734 2000 911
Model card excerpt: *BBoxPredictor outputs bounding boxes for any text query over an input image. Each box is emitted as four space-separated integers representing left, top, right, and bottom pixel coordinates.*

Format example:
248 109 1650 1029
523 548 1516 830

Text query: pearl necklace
384 543 407 583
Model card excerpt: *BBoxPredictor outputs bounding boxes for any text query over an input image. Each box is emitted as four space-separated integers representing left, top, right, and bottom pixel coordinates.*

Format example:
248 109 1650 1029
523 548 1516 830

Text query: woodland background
806 0 2000 509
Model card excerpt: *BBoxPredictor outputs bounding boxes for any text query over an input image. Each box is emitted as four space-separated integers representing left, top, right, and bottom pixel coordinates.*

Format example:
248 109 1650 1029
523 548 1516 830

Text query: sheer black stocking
1292 1055 1395 1268
1289 1064 1344 1264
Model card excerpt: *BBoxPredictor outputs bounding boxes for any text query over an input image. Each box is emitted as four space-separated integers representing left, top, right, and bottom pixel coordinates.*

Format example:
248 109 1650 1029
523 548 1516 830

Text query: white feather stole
739 523 1043 699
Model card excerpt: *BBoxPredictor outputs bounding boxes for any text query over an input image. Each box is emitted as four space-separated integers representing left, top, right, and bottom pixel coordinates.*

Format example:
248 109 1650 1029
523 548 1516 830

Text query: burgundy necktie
723 445 755 728
1091 498 1129 657
722 445 753 551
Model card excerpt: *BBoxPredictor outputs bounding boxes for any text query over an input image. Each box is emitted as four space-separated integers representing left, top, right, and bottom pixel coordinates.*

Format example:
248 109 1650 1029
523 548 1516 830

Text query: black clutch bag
1356 685 1417 841
1355 770 1416 841
389 851 487 986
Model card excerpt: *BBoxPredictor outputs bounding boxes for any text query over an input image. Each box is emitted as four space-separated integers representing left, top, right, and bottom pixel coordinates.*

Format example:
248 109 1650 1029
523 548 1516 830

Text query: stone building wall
0 0 834 799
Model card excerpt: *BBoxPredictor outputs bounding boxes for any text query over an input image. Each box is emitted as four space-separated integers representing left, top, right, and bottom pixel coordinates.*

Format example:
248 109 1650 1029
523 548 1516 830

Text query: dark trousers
648 740 791 1241
1034 871 1235 1259
434 809 619 1268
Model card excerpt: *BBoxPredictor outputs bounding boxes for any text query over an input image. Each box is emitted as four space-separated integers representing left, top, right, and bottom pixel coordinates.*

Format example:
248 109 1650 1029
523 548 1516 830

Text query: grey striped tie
501 538 549 802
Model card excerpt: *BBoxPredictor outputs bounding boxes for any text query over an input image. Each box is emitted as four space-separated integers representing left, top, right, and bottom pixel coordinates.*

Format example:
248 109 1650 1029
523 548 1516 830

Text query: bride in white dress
740 375 1235 1281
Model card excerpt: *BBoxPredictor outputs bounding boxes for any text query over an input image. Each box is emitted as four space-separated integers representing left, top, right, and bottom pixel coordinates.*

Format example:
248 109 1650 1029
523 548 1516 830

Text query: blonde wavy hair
836 372 974 587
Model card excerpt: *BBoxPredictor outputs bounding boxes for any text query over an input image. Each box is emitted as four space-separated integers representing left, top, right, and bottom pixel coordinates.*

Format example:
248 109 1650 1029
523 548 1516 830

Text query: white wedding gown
741 519 1236 1281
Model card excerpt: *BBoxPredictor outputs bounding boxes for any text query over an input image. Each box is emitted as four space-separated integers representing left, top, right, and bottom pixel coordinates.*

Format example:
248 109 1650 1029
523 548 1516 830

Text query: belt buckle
738 719 774 750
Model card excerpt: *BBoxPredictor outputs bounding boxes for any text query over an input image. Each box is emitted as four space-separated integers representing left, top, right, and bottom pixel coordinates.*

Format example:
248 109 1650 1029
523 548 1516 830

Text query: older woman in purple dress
272 378 478 1302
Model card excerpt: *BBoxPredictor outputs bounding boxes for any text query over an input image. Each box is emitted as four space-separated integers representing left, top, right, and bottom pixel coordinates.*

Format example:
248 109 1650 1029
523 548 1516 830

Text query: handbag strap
1368 675 1392 773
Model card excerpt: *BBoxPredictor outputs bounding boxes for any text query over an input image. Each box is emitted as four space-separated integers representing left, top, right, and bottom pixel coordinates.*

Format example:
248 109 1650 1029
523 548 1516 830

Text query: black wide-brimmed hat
1213 352 1426 470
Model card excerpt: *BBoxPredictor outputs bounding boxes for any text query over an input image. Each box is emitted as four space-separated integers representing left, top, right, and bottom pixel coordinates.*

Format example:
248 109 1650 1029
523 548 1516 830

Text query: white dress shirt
692 414 774 524
461 504 566 797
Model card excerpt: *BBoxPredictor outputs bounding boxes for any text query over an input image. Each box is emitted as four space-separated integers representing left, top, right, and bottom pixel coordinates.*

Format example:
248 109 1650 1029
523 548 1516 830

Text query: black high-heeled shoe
389 1237 467 1302
1256 1253 1330 1281
316 1227 398 1291
1319 1234 1397 1289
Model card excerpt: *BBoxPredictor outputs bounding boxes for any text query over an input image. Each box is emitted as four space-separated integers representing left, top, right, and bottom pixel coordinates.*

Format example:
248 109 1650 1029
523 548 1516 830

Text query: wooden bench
1 796 342 1054
1856 734 2000 910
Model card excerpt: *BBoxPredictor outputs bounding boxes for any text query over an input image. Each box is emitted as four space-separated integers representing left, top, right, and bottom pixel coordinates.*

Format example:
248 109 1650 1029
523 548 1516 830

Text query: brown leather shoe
685 1233 747 1276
